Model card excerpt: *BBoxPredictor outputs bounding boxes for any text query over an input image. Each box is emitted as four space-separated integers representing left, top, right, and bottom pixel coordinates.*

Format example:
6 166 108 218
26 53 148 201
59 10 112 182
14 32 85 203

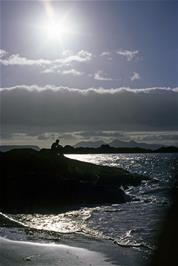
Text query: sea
1 153 178 264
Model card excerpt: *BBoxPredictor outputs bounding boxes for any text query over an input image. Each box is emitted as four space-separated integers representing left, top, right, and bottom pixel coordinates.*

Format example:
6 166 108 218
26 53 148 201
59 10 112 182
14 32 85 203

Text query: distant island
66 145 178 154
0 145 40 152
71 140 178 153
0 140 178 154
74 139 162 150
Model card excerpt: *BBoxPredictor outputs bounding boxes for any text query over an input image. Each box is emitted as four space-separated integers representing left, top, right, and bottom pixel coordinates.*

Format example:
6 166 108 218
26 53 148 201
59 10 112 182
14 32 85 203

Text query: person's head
56 139 60 144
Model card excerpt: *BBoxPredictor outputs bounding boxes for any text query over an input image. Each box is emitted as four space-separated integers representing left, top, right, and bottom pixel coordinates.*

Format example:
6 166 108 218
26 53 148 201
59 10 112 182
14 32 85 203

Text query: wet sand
0 237 116 266
0 233 147 266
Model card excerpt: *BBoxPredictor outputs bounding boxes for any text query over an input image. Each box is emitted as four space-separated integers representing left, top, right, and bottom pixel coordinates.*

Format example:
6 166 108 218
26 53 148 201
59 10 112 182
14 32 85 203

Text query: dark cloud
139 133 178 142
78 130 127 139
1 86 178 133
37 133 57 140
0 131 14 140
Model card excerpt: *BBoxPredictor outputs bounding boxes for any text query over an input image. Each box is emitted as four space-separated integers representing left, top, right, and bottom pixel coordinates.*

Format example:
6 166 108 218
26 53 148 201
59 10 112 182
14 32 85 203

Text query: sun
40 16 76 43
36 1 79 46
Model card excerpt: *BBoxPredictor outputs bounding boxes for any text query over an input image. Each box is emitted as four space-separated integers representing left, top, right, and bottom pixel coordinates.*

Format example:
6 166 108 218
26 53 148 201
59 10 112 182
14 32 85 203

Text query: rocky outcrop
0 149 148 213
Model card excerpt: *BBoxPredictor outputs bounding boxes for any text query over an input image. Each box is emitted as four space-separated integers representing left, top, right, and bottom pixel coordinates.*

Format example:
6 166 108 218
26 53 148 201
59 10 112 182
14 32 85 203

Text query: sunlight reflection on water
13 208 95 233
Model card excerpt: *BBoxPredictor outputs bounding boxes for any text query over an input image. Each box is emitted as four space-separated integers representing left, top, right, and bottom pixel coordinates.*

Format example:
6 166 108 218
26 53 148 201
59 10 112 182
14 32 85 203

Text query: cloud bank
1 86 177 132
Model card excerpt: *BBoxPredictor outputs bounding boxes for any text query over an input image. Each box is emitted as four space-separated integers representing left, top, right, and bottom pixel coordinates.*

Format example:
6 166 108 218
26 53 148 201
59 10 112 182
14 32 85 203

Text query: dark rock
0 149 148 213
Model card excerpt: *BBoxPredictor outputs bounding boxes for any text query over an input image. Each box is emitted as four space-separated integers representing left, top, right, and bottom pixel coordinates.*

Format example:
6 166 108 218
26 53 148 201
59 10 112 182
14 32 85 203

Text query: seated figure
51 139 63 155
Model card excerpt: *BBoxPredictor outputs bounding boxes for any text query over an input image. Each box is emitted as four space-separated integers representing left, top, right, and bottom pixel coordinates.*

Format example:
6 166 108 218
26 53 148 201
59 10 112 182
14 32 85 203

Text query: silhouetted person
51 139 63 155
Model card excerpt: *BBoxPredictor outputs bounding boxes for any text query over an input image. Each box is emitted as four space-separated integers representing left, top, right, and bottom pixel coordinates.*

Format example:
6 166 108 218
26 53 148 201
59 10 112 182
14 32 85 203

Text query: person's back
51 139 63 155
51 141 58 152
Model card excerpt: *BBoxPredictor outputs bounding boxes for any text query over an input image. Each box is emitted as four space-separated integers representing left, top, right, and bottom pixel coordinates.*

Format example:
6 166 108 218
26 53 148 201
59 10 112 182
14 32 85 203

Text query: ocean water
3 153 178 260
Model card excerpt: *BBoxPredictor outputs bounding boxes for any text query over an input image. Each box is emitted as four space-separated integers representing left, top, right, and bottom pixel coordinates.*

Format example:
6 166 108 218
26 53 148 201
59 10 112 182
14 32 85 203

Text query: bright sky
0 0 177 88
0 0 177 147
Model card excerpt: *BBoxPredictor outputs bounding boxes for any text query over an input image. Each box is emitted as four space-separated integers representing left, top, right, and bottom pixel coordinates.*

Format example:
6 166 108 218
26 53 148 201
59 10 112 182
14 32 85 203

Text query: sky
0 0 178 147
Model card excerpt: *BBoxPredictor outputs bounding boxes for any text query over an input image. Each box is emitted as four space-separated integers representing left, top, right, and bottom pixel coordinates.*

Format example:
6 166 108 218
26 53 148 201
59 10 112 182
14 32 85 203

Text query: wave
0 212 27 228
141 187 170 195
0 211 155 254
112 238 153 250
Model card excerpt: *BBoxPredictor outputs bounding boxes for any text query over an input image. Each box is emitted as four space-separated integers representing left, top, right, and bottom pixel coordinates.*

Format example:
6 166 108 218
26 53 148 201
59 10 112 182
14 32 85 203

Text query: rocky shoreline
0 149 148 213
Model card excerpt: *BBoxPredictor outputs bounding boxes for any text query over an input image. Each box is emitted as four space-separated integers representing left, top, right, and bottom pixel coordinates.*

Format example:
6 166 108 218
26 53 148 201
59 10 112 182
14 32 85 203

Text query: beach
0 218 144 266
0 236 116 266
0 232 145 266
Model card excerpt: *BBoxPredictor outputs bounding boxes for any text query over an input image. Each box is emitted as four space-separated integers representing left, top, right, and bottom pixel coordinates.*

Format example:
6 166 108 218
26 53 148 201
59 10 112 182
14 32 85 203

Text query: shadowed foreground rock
0 149 148 213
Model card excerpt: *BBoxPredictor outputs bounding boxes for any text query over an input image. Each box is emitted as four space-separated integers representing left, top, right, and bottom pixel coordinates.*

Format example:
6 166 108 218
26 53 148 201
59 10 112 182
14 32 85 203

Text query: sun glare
37 1 78 46
40 16 76 43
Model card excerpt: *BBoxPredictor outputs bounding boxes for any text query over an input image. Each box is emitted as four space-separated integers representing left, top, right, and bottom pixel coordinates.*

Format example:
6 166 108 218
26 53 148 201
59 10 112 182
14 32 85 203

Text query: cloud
100 51 112 60
0 49 8 58
76 130 178 146
94 70 113 81
0 49 92 70
0 49 93 78
128 131 178 146
77 130 127 140
0 53 51 66
37 132 77 142
131 72 141 81
59 132 78 141
42 68 58 74
100 49 141 62
2 127 178 147
61 50 73 57
116 49 139 61
1 86 177 134
139 133 178 142
63 50 93 63
100 52 111 57
1 85 177 94
37 132 57 140
62 69 83 76
0 127 80 147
